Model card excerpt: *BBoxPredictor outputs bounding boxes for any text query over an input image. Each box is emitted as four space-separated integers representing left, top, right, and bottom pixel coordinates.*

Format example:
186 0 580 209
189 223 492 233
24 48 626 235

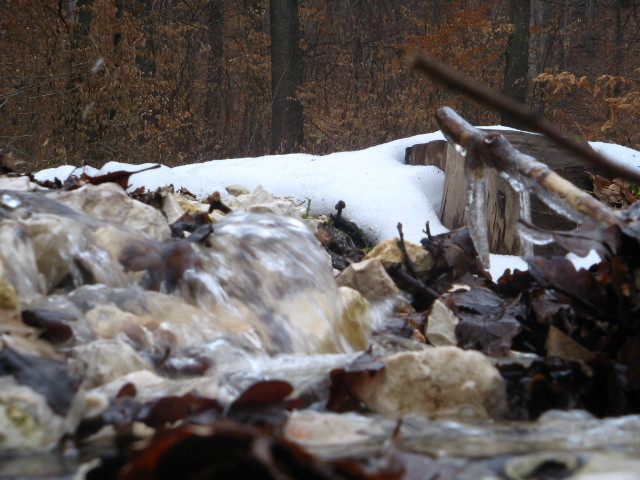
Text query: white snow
34 129 640 279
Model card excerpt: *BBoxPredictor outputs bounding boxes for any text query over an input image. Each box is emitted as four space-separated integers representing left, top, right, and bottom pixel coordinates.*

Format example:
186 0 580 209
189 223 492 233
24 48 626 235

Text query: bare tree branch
435 107 622 229
408 50 640 184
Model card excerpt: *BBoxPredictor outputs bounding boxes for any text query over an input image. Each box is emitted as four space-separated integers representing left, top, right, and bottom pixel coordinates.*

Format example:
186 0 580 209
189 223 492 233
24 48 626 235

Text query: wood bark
409 50 640 184
270 0 303 154
435 107 621 230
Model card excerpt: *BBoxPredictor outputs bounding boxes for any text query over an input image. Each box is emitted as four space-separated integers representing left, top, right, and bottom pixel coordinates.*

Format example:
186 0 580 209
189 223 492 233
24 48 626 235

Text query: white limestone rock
425 299 459 346
225 184 250 197
229 185 305 220
0 176 41 191
53 183 171 241
337 286 371 351
352 346 506 418
70 339 153 389
337 257 413 314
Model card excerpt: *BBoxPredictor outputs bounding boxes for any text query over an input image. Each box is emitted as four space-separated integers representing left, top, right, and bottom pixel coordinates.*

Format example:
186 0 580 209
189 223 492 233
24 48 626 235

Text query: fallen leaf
445 288 523 357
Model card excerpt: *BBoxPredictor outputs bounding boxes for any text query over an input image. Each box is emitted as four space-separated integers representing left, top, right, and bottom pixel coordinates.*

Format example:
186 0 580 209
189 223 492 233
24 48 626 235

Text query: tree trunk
502 0 530 127
270 0 303 154
615 0 624 75
585 0 595 55
204 0 224 126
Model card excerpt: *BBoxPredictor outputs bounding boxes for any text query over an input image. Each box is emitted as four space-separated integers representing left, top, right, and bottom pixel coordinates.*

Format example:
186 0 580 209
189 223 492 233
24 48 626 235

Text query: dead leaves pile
379 220 640 420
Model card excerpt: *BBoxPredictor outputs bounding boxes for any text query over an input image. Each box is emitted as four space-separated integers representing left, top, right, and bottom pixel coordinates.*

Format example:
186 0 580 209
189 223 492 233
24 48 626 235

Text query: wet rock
53 183 170 241
0 377 84 451
0 348 84 452
284 410 392 449
364 237 433 271
337 258 413 314
352 347 506 418
0 221 44 298
337 287 371 351
225 184 250 197
70 339 153 389
77 289 254 352
573 453 640 479
503 452 580 480
0 260 19 312
425 299 459 346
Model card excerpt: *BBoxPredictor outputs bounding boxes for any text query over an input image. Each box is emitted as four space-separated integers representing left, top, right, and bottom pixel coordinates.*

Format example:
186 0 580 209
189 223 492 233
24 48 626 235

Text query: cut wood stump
405 130 609 256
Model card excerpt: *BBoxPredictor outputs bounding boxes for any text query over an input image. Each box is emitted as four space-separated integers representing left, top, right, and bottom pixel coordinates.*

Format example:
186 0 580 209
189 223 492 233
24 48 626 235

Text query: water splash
0 189 355 357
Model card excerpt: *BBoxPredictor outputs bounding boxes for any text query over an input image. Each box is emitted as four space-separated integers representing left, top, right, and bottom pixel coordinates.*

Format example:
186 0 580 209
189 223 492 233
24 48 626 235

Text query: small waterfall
0 187 352 358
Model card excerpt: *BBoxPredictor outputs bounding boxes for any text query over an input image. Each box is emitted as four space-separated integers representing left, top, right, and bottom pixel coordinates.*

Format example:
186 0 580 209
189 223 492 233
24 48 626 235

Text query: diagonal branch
435 107 622 230
408 50 640 184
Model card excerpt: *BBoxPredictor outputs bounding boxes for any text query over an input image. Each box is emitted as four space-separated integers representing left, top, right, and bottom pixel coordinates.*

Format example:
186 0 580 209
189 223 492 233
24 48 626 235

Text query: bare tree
502 0 530 127
270 0 303 153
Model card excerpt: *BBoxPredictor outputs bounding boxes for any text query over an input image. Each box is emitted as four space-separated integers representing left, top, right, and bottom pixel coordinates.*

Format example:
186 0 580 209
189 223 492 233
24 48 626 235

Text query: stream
1 179 640 479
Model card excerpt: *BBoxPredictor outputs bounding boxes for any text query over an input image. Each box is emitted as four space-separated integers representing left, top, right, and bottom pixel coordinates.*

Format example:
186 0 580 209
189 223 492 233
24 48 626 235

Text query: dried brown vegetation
1 1 639 169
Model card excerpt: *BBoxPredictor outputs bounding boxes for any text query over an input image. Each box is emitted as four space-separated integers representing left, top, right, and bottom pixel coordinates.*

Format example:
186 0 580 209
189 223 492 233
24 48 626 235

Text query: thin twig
408 50 640 184
396 222 418 278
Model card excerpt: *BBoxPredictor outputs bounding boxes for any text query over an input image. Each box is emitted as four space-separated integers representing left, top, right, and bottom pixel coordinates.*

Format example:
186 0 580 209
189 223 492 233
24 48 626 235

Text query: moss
0 277 18 311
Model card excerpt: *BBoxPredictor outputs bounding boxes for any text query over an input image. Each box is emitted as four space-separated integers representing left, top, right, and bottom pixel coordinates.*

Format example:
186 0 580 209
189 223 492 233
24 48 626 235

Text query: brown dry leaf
446 287 523 357
545 326 597 362
62 165 161 191
327 352 385 413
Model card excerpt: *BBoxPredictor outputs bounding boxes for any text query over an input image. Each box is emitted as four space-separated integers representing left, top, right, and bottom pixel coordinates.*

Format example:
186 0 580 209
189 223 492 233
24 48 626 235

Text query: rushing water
1 184 640 479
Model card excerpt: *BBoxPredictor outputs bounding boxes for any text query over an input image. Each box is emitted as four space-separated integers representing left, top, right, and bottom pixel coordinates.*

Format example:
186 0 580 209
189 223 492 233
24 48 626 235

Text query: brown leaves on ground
84 378 404 480
589 172 639 208
445 288 524 357
33 165 161 191
380 221 640 419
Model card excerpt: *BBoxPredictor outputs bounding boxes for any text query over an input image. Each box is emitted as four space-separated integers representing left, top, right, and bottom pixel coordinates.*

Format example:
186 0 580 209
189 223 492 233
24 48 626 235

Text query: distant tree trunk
615 0 624 75
502 0 530 127
204 0 223 126
584 0 595 55
561 3 574 69
270 0 303 154
134 0 156 77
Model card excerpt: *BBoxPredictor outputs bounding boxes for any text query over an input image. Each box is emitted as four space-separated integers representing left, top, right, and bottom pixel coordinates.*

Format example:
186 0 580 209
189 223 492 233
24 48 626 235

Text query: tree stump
406 130 608 256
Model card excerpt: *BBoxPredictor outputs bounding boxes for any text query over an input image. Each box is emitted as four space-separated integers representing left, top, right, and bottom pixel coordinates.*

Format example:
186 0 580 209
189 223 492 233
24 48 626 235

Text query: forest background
1 0 640 170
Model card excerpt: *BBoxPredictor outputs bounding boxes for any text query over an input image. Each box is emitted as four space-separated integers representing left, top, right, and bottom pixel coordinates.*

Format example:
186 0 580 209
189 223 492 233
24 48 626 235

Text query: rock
53 183 171 241
158 186 187 224
0 176 40 191
337 258 413 314
0 377 84 451
79 290 254 352
364 237 433 271
0 221 44 298
70 340 153 389
229 185 305 220
351 347 506 418
572 453 640 480
284 411 393 448
337 287 371 351
225 184 250 196
0 263 19 312
425 299 458 346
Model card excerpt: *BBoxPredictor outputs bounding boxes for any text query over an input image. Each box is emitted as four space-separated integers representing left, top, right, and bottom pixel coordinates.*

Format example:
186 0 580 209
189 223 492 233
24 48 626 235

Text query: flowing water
1 185 640 479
